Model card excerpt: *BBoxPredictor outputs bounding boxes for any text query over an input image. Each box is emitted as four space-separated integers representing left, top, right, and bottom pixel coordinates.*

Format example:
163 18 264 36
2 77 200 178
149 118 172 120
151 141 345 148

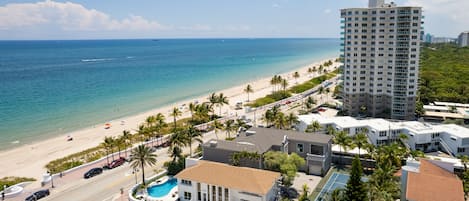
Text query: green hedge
246 91 291 107
289 70 338 94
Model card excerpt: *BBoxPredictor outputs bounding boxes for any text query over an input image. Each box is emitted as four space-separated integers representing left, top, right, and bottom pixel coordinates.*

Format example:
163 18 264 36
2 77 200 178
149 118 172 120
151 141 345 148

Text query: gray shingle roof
202 127 331 153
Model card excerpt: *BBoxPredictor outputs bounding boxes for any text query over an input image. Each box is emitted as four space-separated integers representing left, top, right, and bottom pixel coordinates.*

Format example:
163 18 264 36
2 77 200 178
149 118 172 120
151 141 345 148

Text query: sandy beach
0 57 340 182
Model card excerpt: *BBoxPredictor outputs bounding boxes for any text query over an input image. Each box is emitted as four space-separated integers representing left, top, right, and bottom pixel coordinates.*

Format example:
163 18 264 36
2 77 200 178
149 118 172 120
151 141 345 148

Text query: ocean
0 38 339 149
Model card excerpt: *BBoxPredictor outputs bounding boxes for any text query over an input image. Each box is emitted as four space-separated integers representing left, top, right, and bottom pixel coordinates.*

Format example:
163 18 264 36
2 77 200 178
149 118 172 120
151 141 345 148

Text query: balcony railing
307 153 326 161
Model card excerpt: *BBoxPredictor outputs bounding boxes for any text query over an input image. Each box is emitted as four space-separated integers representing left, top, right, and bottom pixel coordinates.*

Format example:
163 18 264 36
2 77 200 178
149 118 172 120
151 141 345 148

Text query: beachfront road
41 131 219 201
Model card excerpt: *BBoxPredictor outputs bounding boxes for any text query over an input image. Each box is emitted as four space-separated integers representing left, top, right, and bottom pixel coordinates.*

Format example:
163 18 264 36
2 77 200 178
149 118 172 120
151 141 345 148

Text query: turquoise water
147 177 178 198
0 39 339 149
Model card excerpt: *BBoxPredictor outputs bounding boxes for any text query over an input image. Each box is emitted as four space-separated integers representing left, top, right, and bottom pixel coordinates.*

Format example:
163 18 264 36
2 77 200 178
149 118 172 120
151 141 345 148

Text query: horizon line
0 37 341 42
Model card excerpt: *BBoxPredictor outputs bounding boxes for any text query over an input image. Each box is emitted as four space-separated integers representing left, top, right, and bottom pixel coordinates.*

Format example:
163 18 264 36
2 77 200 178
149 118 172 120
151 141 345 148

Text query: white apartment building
458 31 469 47
297 114 469 157
340 0 423 120
175 160 280 201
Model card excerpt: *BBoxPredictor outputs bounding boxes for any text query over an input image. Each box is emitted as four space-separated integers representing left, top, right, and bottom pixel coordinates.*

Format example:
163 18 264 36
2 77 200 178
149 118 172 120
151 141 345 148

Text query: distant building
202 127 332 176
431 36 457 44
458 31 469 47
297 114 469 156
424 33 433 43
422 101 469 123
176 160 281 201
400 159 464 201
340 0 423 120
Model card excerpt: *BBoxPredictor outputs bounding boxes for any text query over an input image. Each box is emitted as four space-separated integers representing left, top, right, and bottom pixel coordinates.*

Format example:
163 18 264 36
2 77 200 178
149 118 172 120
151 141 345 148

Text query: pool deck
145 176 179 201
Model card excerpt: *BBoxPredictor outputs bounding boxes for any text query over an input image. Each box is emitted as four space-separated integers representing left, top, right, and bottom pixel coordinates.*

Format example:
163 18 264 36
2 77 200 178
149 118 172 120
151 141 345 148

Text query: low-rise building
458 31 469 47
400 159 464 201
175 160 281 201
297 114 469 156
423 102 469 123
202 127 332 176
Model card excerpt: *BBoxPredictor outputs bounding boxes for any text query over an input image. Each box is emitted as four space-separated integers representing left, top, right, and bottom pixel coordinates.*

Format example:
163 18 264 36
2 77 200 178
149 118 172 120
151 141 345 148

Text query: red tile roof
406 160 464 201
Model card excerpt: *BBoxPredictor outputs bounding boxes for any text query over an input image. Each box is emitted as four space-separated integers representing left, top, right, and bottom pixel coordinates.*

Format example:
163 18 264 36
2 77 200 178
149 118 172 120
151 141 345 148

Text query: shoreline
0 56 339 181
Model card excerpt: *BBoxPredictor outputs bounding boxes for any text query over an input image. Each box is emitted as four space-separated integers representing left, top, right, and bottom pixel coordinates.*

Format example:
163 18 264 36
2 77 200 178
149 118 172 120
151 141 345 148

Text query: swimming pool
147 177 178 198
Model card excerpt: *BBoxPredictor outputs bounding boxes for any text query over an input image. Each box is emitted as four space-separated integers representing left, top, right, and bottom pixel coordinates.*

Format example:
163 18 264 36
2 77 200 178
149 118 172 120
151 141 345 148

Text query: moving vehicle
84 167 103 179
25 189 50 201
108 157 125 169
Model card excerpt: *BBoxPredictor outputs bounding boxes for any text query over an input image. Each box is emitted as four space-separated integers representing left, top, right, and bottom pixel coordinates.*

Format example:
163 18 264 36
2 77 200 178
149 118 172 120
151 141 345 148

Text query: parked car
84 167 103 179
25 189 50 201
108 157 125 169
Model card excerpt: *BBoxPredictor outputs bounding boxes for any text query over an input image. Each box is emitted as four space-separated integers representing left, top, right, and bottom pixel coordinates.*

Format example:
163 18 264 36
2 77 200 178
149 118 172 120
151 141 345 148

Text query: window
182 180 192 185
297 143 304 153
379 131 387 137
458 147 466 153
218 187 222 201
184 192 192 200
212 186 216 201
224 188 229 201
310 144 324 155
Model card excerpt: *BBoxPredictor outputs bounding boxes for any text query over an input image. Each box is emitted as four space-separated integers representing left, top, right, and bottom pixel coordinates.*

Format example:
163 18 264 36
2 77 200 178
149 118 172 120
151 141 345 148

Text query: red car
108 157 125 169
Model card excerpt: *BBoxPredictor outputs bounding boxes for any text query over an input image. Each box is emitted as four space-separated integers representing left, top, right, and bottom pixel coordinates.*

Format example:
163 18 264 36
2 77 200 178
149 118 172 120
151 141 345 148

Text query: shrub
247 91 292 107
164 157 186 175
0 177 36 188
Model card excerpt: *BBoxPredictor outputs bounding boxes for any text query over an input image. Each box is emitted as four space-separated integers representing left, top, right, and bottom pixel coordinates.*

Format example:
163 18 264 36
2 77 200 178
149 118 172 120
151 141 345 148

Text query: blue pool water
147 177 178 198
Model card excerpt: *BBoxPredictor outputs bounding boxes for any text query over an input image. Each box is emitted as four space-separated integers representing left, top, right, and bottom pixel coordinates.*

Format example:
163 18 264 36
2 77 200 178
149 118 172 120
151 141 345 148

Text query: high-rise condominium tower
340 0 423 120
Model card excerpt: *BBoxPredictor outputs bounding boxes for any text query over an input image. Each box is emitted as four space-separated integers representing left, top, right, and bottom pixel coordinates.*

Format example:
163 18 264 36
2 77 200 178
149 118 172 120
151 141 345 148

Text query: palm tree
353 132 369 156
312 66 317 76
235 119 247 130
273 112 287 129
334 131 353 165
327 188 345 201
224 119 236 139
368 163 400 201
102 136 115 164
169 128 188 161
138 124 149 143
186 125 203 157
122 130 132 158
318 86 325 101
264 109 274 127
154 113 166 145
326 125 336 135
286 113 299 129
293 71 300 83
170 107 182 131
244 84 254 102
304 96 316 111
216 93 229 116
189 102 196 122
195 103 212 122
306 120 322 132
129 145 158 186
298 184 310 201
307 67 313 77
115 136 125 158
281 79 288 91
270 76 277 92
212 119 223 139
208 93 219 116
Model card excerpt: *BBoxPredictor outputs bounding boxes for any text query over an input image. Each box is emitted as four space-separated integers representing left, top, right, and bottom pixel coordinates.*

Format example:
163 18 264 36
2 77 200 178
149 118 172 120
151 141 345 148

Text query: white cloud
403 0 469 36
324 9 331 14
272 3 280 8
0 0 168 31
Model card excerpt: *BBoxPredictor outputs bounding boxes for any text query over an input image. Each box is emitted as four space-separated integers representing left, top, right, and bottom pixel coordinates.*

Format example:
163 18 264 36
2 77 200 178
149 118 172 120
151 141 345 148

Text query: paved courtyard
292 172 322 196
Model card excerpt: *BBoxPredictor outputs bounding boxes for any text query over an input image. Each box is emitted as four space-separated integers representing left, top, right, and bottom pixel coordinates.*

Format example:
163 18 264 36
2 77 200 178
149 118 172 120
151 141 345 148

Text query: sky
0 0 467 40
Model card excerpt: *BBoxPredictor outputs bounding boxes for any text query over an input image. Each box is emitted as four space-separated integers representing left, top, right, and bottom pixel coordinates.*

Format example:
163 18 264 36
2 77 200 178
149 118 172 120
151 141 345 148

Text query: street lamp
47 171 55 188
132 168 139 184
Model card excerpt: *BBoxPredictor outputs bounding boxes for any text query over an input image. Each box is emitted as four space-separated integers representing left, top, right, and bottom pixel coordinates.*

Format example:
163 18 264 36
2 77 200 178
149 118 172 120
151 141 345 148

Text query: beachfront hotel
175 160 281 201
340 0 423 120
